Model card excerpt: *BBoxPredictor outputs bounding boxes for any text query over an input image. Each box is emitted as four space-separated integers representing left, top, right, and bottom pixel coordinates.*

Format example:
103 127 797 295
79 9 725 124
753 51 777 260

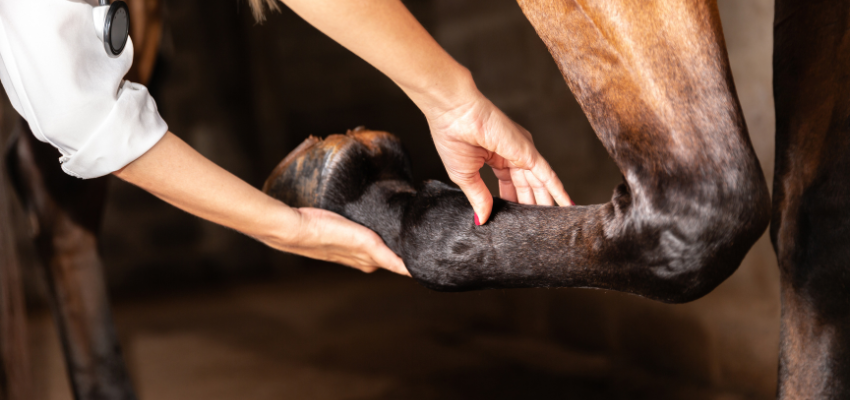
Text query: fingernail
474 213 481 226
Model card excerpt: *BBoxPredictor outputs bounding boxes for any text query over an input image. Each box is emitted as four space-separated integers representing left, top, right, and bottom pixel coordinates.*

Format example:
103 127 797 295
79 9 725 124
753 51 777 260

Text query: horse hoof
263 127 413 210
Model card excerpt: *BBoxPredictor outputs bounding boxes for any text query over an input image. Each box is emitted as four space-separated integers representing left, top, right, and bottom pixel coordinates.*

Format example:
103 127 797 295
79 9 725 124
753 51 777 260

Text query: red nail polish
474 213 481 226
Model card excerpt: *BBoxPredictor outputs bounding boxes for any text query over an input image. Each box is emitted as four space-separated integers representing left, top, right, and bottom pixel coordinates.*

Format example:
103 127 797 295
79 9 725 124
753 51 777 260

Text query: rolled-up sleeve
0 0 167 179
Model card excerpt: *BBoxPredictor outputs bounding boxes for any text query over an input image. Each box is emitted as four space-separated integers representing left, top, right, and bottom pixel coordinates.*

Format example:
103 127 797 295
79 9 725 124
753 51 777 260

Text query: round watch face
105 2 130 56
110 8 128 52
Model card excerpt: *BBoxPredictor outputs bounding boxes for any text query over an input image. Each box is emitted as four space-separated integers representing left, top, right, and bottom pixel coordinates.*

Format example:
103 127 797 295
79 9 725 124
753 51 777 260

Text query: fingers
291 208 409 276
491 165 517 203
346 225 409 276
507 168 554 206
352 265 379 274
367 235 410 276
495 157 559 206
510 167 535 205
524 170 554 206
490 117 573 207
528 154 574 207
426 95 572 221
449 170 494 225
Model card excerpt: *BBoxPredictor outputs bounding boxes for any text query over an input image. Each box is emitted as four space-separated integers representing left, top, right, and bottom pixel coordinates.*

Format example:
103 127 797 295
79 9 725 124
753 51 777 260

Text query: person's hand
114 132 408 276
424 91 574 225
257 207 410 276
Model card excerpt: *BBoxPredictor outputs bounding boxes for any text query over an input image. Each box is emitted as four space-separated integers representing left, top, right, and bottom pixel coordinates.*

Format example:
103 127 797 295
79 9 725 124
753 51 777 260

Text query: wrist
247 202 306 250
401 65 481 117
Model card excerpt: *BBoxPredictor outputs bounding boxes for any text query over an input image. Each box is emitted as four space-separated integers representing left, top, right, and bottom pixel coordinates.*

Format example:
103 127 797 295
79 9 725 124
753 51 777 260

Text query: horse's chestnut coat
268 0 850 396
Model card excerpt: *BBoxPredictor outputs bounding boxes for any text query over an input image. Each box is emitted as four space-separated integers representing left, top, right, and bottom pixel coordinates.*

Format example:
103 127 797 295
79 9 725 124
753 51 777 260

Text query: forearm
113 132 299 243
277 0 573 220
279 0 475 112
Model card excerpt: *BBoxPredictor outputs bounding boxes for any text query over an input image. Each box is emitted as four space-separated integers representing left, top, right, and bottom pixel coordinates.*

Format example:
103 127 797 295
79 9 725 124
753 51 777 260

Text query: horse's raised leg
266 0 770 302
265 1 770 304
266 0 770 303
7 122 136 400
771 1 850 398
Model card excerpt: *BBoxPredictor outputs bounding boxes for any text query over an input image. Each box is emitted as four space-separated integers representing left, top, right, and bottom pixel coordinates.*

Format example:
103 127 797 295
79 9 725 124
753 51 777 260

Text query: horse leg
7 122 136 400
0 130 32 400
771 1 850 398
265 0 770 303
0 1 162 395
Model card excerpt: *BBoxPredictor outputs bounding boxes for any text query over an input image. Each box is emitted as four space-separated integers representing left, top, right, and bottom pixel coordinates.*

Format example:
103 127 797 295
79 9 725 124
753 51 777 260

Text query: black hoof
263 127 414 212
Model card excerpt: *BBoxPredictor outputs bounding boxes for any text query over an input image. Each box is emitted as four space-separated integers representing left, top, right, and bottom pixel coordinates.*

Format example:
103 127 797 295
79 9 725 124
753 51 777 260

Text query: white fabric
0 0 167 178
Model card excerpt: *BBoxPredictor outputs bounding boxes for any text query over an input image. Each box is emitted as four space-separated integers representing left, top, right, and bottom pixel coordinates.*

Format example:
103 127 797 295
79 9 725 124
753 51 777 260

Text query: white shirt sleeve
0 0 167 179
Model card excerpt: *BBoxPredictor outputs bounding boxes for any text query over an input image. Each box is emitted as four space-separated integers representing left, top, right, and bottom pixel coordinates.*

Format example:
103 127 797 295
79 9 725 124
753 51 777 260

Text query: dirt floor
29 265 762 400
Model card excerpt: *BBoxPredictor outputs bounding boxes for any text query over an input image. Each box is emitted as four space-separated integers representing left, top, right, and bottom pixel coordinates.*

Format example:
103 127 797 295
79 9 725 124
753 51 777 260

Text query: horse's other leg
125 0 163 85
0 130 32 400
6 122 136 400
0 1 162 396
771 1 850 398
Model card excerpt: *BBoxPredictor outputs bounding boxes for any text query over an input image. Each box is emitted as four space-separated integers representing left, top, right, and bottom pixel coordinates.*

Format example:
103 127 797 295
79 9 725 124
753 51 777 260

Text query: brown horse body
270 2 768 303
265 0 850 398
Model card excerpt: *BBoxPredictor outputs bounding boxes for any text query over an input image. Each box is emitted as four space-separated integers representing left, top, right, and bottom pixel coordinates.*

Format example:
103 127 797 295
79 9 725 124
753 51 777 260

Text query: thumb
374 244 409 276
451 171 494 225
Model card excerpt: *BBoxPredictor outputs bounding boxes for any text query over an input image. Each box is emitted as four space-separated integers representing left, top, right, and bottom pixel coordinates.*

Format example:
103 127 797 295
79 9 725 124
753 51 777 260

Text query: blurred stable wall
16 0 779 397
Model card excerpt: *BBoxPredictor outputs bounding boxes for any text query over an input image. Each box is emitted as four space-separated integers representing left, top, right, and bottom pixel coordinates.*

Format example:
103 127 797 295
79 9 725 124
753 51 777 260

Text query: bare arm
113 132 408 276
279 0 573 223
279 0 464 111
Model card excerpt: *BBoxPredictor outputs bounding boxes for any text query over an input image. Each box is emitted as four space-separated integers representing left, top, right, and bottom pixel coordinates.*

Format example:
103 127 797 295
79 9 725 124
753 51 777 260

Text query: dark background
7 0 781 399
